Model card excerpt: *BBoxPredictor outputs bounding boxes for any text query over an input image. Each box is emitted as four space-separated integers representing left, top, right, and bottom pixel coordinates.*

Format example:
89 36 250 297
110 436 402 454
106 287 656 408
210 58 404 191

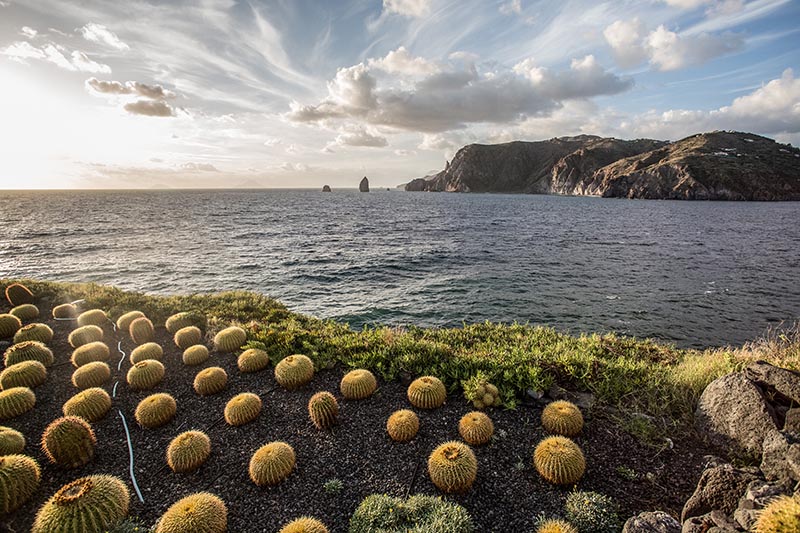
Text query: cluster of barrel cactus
32 475 130 533
213 325 247 353
71 341 110 367
462 374 502 410
127 360 165 390
224 392 262 426
249 441 296 486
194 366 228 396
0 360 47 389
542 400 584 437
167 430 212 473
62 388 112 422
386 409 420 443
0 453 40 514
10 303 39 321
280 517 329 533
154 492 227 533
42 415 96 468
72 361 111 389
238 348 269 373
129 316 155 344
458 411 494 446
0 426 26 454
130 342 164 364
77 309 108 327
533 436 586 485
340 369 377 400
68 325 104 348
308 391 339 430
183 344 210 366
0 386 36 420
13 322 53 344
5 282 34 306
0 313 22 339
274 354 315 390
116 310 145 331
427 441 478 493
407 376 447 409
4 340 54 367
135 393 178 429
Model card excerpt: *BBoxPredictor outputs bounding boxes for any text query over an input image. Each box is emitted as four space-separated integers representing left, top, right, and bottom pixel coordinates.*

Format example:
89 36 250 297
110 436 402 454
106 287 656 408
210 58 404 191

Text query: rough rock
547 384 595 411
760 430 800 481
785 407 800 434
694 372 778 457
733 478 794 530
744 360 800 404
322 185 331 192
359 176 369 192
681 463 758 521
682 514 714 533
622 511 681 533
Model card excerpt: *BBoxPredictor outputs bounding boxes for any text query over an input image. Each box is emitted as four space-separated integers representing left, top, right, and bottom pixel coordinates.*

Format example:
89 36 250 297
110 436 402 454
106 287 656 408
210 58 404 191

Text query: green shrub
564 491 621 533
349 493 474 533
32 475 129 533
461 372 502 409
0 453 40 514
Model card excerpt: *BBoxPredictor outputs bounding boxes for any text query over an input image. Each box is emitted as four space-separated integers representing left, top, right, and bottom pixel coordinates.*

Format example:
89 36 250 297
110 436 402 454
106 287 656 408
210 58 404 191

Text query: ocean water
0 189 798 348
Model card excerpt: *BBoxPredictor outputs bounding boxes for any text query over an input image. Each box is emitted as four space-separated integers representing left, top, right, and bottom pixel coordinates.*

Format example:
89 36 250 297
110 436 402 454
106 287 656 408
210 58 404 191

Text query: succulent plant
154 492 227 533
340 369 377 400
224 392 262 426
165 311 207 334
77 309 108 327
13 323 53 344
280 517 329 533
10 303 40 322
129 316 154 345
63 388 112 422
68 324 104 348
534 436 586 486
72 361 111 389
237 348 269 373
174 326 202 350
0 360 47 389
4 283 34 306
130 342 163 364
0 314 22 339
0 387 35 420
42 415 96 468
0 426 26 454
386 409 420 443
167 430 211 473
542 400 584 437
349 493 474 533
213 326 247 353
537 519 579 533
116 310 145 332
408 376 447 409
249 441 296 486
427 441 478 493
0 454 40 514
182 345 210 366
308 391 339 430
127 359 165 391
564 491 620 533
755 494 800 533
462 373 502 410
71 341 111 368
274 354 315 390
52 303 78 319
458 411 494 446
135 392 177 429
32 474 130 533
4 340 54 367
193 366 227 396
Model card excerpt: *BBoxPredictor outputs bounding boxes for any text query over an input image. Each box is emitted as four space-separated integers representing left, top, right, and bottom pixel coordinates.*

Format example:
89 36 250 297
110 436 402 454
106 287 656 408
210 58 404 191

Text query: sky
0 0 798 189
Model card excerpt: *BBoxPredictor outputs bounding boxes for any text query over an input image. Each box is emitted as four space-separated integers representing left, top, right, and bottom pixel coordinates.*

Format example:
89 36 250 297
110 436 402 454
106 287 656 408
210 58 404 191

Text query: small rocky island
359 176 369 192
322 185 331 192
405 131 800 200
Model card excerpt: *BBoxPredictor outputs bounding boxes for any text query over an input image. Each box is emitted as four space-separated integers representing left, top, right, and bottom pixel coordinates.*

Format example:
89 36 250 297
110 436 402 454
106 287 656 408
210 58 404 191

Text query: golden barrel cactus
167 430 211 473
308 391 339 430
10 303 39 322
72 361 111 390
4 340 54 367
224 393 262 426
340 369 377 400
0 360 47 389
0 314 22 339
386 409 420 443
13 323 52 344
135 393 177 429
755 494 800 533
0 387 36 420
32 475 129 533
427 441 478 493
129 316 154 345
533 436 586 485
249 441 296 486
280 517 329 533
537 519 579 533
71 341 110 368
77 309 108 327
52 303 78 319
542 400 584 437
213 326 247 353
0 453 40 514
274 354 315 390
237 348 269 373
183 345 210 366
407 376 447 409
68 325 103 348
154 492 227 533
174 326 202 350
63 388 112 423
458 411 494 446
116 310 145 332
41 415 96 468
5 283 34 306
165 311 207 334
127 360 165 391
0 426 26 454
193 366 228 396
130 342 163 364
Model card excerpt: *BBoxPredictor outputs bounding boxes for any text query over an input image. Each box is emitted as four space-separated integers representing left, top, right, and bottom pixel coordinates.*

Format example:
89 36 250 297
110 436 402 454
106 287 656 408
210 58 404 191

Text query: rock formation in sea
405 131 800 200
359 176 369 192
322 185 331 192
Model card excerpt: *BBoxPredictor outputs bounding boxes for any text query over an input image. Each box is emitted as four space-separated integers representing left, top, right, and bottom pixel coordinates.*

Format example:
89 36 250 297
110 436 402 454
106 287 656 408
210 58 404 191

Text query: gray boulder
681 463 758 521
733 478 794 530
784 407 800 434
682 514 714 533
622 511 680 533
744 360 800 404
760 430 800 481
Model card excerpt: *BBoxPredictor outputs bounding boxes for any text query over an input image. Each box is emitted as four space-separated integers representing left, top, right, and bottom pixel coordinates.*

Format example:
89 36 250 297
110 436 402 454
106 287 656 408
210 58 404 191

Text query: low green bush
564 491 621 533
349 494 473 533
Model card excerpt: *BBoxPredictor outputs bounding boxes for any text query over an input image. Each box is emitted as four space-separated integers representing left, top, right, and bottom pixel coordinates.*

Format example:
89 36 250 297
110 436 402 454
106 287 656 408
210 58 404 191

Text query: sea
1 188 798 349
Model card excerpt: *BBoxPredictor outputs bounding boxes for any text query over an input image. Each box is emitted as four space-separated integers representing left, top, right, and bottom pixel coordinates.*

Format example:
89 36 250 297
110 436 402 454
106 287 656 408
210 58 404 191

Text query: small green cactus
0 360 47 389
564 491 620 533
71 341 110 367
72 361 111 389
32 475 130 533
165 311 207 334
154 492 226 533
41 415 96 468
129 316 154 344
174 326 202 350
213 326 247 353
280 517 329 533
116 310 145 332
10 303 40 322
349 493 474 533
542 400 584 437
237 348 269 373
77 309 108 327
458 411 494 446
428 441 478 493
755 494 800 533
63 388 112 422
0 426 26 454
249 441 296 486
127 359 165 391
408 376 447 409
0 314 22 339
462 373 502 409
182 345 209 366
52 303 78 319
4 283 34 306
13 322 53 344
224 392 262 426
193 366 227 396
167 430 211 473
0 387 36 420
534 436 586 485
0 454 40 514
386 409 420 443
135 393 177 428
274 354 315 390
308 391 339 430
68 324 104 348
537 519 578 533
3 340 54 367
340 369 377 400
130 342 163 364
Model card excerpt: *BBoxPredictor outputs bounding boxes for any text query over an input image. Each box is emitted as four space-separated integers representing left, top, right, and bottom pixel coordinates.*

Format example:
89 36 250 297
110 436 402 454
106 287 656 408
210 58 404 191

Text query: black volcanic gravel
4 301 711 532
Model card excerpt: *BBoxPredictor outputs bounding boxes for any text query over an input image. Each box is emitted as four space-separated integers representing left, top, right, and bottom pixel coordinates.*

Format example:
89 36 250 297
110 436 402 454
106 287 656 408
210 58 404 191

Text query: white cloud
86 77 175 98
382 0 431 17
124 100 175 117
2 41 111 72
263 137 283 147
1 41 46 62
70 51 111 73
603 18 648 68
179 162 218 172
20 26 37 38
499 0 535 24
327 127 389 149
663 0 745 13
368 47 440 76
80 23 129 51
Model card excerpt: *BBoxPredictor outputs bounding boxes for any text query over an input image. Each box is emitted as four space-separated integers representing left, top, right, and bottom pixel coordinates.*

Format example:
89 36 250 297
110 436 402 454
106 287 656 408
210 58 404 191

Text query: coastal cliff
407 131 800 200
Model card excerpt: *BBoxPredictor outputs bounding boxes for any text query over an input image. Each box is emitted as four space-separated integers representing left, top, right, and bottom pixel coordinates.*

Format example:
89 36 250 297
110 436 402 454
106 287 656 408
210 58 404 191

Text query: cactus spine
0 387 36 420
63 388 112 422
280 517 329 533
754 494 800 533
154 492 227 533
72 361 111 389
213 326 247 353
174 326 202 350
127 359 165 391
537 519 579 533
274 354 315 390
386 409 420 443
340 369 377 400
116 310 145 332
5 283 34 306
0 360 47 389
0 454 40 514
52 303 78 319
237 348 269 373
249 441 296 486
0 426 26 454
458 411 495 446
308 391 339 430
182 345 209 366
407 376 447 409
32 475 130 533
165 311 207 334
68 325 104 348
533 436 586 485
167 430 211 473
129 316 154 344
130 342 163 364
77 309 108 327
71 341 110 367
541 400 584 437
193 366 228 396
0 314 22 339
135 393 177 428
42 415 96 468
3 340 54 367
427 441 478 493
13 323 53 344
224 393 262 426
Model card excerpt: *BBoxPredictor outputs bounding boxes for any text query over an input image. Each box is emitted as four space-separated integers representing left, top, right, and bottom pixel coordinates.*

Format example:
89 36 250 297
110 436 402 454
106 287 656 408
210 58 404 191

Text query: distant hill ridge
405 131 800 200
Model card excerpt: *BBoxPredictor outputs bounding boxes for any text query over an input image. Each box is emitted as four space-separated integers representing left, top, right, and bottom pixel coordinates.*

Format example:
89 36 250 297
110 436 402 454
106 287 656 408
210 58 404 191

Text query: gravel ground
4 301 710 532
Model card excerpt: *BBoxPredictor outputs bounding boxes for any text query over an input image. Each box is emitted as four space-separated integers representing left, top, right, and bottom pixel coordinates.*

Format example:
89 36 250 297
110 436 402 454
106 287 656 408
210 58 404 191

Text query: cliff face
407 131 800 200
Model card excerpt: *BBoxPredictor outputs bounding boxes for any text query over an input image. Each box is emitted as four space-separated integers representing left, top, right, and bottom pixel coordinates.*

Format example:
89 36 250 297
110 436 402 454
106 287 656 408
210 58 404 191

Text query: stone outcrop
322 185 331 192
680 464 759 521
359 176 369 192
623 511 681 533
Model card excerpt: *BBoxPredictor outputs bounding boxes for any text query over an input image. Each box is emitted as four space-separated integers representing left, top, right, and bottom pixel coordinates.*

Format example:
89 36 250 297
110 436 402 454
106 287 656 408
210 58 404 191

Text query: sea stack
359 176 369 192
322 185 331 192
